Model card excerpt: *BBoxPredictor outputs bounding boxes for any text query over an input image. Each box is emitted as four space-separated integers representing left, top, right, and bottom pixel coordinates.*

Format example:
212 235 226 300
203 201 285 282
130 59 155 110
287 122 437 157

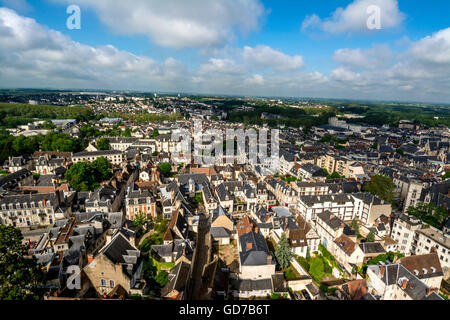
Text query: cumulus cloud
1 7 449 103
329 28 450 102
242 45 304 71
301 0 405 34
333 45 393 70
0 7 187 90
51 0 266 49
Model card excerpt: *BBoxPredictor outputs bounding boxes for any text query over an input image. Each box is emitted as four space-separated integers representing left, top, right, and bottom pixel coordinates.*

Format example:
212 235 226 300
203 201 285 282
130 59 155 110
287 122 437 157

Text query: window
110 280 115 288
100 279 107 287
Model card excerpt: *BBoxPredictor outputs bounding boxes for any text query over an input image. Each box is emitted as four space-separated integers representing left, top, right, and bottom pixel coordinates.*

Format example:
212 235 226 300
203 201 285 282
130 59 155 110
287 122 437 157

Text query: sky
0 0 449 103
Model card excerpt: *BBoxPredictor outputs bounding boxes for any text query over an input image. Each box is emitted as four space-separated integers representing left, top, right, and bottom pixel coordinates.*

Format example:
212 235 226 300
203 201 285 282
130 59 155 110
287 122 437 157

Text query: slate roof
236 278 273 292
239 231 273 266
359 242 386 254
316 211 344 231
161 261 191 297
211 227 230 239
368 264 443 300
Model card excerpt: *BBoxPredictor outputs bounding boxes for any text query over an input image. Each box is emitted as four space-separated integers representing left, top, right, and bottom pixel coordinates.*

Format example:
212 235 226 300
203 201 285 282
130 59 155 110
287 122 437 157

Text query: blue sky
0 0 449 103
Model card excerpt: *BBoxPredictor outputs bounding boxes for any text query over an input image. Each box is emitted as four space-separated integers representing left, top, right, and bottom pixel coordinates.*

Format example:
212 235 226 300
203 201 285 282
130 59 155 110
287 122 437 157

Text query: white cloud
409 28 450 64
0 7 187 90
333 45 393 70
1 8 449 103
242 45 304 71
244 74 264 86
301 0 405 34
51 0 266 49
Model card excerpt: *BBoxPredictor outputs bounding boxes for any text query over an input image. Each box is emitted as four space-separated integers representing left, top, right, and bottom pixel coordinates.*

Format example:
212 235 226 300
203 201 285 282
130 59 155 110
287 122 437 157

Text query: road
186 215 211 300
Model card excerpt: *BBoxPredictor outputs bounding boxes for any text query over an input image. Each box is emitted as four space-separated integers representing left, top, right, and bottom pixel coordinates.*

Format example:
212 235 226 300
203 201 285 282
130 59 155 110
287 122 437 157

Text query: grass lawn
152 258 175 272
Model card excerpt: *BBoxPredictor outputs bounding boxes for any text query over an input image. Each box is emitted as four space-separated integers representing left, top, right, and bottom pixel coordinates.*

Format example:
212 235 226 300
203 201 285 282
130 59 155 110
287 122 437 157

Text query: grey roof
359 242 386 254
0 169 32 190
72 150 122 158
368 264 444 300
352 192 384 205
236 278 273 292
211 227 230 239
239 231 273 266
177 173 209 186
161 261 190 297
316 211 344 231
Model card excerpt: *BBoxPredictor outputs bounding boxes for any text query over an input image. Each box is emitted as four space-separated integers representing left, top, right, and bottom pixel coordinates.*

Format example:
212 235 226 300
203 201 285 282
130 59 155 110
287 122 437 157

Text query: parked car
294 291 304 300
301 289 311 300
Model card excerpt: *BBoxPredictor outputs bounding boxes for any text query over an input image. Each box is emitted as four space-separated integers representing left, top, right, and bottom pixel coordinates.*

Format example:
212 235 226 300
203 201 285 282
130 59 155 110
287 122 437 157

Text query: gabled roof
398 253 443 279
335 234 357 256
359 242 386 254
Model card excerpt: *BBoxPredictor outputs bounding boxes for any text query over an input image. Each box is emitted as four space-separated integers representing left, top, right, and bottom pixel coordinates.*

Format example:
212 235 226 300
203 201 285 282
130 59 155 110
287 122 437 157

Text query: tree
443 172 450 181
366 229 376 243
159 163 172 176
275 234 291 270
133 211 148 238
96 138 110 150
363 175 395 205
92 157 113 181
122 128 132 137
152 129 160 138
64 158 112 191
407 202 448 229
0 225 46 300
154 271 168 288
351 218 359 234
309 257 325 282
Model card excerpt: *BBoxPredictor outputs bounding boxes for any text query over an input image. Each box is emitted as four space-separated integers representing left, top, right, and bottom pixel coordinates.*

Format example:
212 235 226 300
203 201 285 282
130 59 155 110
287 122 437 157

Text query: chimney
254 226 259 234
380 266 385 277
267 255 272 265
87 254 94 264
246 241 253 251
401 279 408 290
426 287 437 296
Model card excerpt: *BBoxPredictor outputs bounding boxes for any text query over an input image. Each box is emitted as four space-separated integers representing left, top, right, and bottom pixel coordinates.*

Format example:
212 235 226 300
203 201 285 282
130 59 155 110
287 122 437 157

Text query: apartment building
125 185 157 221
108 137 138 152
0 192 65 227
297 193 355 223
72 150 124 166
413 227 450 270
391 214 423 256
352 193 392 226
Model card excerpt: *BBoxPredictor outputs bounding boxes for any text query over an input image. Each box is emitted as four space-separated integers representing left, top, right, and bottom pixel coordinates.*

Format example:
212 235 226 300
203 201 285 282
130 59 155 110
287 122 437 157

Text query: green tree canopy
366 229 376 243
363 175 395 205
407 202 448 229
96 138 110 150
64 157 112 191
0 225 46 300
275 233 291 270
351 218 359 234
159 163 172 176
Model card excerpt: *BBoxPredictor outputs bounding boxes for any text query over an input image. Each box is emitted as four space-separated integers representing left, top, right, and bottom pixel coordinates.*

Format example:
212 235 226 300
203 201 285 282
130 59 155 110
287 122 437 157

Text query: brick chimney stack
246 241 253 251
401 279 408 289
267 255 272 265
380 265 385 277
